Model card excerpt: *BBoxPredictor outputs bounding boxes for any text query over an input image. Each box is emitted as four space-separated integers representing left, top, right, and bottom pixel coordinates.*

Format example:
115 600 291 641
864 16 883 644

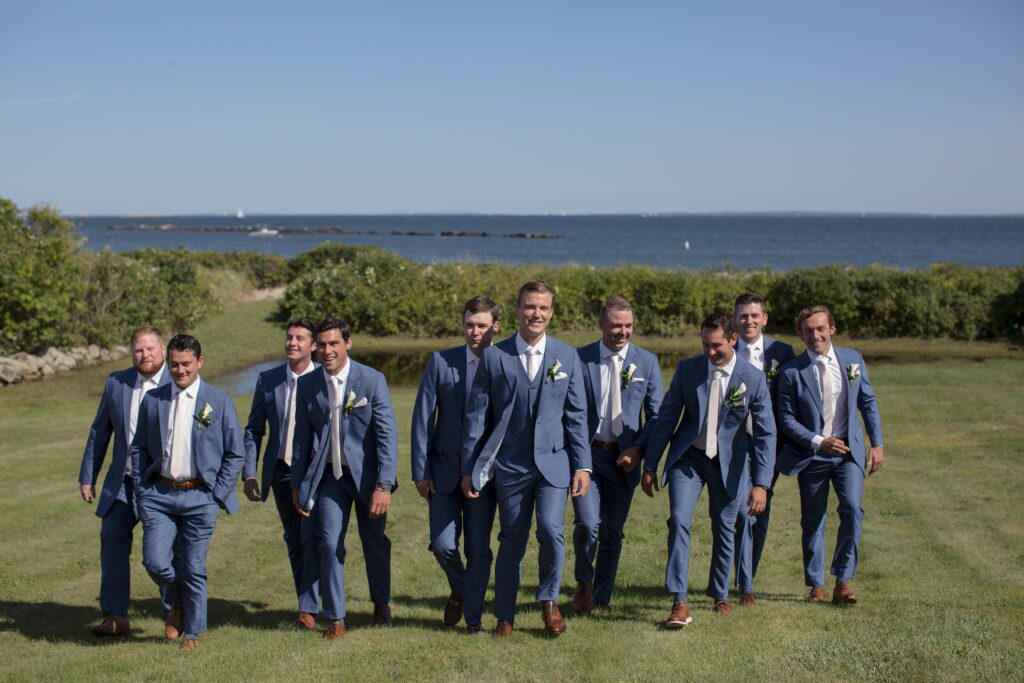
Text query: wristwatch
375 482 393 494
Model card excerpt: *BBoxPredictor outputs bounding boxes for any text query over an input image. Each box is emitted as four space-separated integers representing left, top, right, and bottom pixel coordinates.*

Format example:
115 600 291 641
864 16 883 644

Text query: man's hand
640 471 659 498
460 475 480 500
414 479 435 500
80 484 95 503
818 437 851 456
616 446 642 472
369 489 391 519
747 485 768 515
292 489 310 518
867 446 885 475
243 477 261 502
571 470 591 498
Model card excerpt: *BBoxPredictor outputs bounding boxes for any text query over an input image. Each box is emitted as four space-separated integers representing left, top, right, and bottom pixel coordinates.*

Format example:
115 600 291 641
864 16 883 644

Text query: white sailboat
236 208 245 219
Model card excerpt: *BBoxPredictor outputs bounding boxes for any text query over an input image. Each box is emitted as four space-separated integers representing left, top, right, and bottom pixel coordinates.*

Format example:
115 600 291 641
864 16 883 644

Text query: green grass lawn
1 301 1023 681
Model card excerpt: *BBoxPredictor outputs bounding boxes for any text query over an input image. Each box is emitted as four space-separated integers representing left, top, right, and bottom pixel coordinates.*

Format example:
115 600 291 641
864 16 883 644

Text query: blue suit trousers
734 469 781 593
98 477 135 617
270 459 321 614
797 455 864 587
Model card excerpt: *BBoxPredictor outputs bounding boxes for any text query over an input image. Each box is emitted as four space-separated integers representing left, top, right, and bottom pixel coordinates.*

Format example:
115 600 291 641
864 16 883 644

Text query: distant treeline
2 197 1022 355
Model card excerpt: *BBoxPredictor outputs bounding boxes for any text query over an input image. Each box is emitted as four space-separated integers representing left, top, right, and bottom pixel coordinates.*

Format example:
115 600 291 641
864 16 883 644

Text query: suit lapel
835 347 857 418
273 367 288 430
120 371 135 444
720 363 744 421
585 346 602 418
696 361 710 427
797 352 824 418
453 349 467 400
498 337 518 395
158 387 170 449
620 344 638 411
314 372 330 425
344 362 362 435
191 381 209 459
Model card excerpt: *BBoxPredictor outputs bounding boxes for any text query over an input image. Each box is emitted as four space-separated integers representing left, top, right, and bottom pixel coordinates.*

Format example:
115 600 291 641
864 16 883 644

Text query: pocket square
631 377 646 383
554 372 569 380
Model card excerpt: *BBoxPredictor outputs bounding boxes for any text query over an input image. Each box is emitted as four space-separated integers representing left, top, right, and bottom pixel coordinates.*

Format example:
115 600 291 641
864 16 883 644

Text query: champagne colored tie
169 391 190 479
527 350 540 381
818 357 834 438
705 368 724 459
609 355 623 437
281 376 296 466
331 377 344 479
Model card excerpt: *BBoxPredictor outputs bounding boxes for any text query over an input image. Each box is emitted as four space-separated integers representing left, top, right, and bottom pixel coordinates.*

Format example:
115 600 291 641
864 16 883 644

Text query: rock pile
0 345 130 386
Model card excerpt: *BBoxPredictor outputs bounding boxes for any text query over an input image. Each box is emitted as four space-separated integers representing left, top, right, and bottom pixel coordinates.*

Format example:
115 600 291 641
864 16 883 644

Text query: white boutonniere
765 358 780 382
195 403 213 429
546 359 567 383
344 390 368 416
846 363 861 382
620 362 637 389
723 382 747 408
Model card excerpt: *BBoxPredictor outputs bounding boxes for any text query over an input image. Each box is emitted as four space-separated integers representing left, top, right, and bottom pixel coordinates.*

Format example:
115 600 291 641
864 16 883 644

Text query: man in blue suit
411 296 501 633
731 292 796 607
642 313 776 628
775 305 885 606
291 317 399 641
242 317 321 629
462 280 591 638
79 326 173 637
571 296 663 614
131 334 245 651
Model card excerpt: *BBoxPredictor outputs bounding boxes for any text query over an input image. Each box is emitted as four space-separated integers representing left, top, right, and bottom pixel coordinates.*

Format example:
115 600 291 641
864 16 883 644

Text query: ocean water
72 213 1024 270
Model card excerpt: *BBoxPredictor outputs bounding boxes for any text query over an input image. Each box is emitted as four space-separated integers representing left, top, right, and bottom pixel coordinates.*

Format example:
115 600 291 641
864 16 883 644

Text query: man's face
464 311 500 354
599 308 634 352
702 326 737 367
132 333 165 377
734 303 768 344
168 349 203 389
285 325 315 365
799 312 835 355
317 328 352 374
516 291 553 338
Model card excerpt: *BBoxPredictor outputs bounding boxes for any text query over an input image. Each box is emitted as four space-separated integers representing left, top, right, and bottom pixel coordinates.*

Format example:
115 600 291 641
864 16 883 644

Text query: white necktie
705 368 724 459
169 391 190 479
281 376 297 466
744 345 753 363
609 354 623 437
331 377 344 479
818 357 834 438
527 350 540 381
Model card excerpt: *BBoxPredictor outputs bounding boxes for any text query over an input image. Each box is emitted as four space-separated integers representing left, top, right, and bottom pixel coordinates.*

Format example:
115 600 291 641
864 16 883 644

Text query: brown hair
463 295 501 323
794 305 835 332
734 292 766 311
517 280 556 307
315 316 352 342
701 312 737 338
130 326 163 346
599 295 633 321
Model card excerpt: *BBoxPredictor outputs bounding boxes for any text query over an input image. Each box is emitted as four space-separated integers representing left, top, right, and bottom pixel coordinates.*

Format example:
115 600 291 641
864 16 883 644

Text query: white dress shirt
515 332 547 379
465 346 481 408
596 342 629 441
737 336 765 372
127 364 165 476
162 377 201 481
808 346 848 450
280 362 316 464
325 362 352 468
694 354 737 452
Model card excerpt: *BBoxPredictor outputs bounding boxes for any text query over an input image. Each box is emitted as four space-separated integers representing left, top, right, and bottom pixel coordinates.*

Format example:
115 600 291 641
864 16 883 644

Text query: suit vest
494 358 543 477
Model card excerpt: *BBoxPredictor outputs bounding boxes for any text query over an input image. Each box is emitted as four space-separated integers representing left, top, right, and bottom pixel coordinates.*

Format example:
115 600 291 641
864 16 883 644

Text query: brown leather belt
592 438 619 451
158 476 204 490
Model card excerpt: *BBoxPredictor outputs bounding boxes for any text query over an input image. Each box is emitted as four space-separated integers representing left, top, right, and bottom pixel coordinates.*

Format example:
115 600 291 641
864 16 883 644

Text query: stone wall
0 345 130 386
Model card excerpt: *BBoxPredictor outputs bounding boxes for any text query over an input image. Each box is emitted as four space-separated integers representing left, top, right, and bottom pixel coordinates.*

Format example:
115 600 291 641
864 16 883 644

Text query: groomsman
411 296 501 633
242 318 321 629
731 293 795 606
291 317 398 640
642 313 776 627
132 334 245 651
462 280 591 638
571 296 663 613
79 326 173 636
775 305 884 605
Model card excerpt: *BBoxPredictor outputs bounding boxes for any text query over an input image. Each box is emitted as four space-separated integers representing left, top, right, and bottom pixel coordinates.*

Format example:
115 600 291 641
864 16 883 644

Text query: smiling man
131 334 245 651
461 280 591 638
242 318 321 630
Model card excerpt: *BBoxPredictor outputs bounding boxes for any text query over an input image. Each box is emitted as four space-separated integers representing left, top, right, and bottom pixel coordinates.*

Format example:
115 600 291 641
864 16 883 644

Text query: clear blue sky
1 1 1021 214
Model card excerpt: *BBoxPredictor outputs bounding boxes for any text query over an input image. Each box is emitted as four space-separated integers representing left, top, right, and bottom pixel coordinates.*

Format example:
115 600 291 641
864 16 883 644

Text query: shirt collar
738 335 763 355
515 332 546 357
807 346 835 366
172 376 201 400
324 360 352 387
290 360 316 382
465 345 480 365
600 341 629 362
138 363 165 387
707 353 738 379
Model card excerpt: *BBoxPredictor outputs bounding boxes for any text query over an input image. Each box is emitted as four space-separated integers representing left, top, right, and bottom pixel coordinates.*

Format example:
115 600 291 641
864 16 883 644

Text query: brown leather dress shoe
807 586 828 602
324 621 347 640
165 604 184 640
466 624 487 635
179 638 199 652
713 600 732 616
740 592 757 607
572 581 593 615
90 614 131 637
493 620 513 639
372 603 394 627
443 593 464 626
833 582 859 606
294 612 317 631
665 601 692 629
541 600 566 636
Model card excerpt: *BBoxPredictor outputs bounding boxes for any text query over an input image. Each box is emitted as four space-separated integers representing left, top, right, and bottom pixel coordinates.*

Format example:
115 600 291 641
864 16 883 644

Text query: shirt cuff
811 435 825 451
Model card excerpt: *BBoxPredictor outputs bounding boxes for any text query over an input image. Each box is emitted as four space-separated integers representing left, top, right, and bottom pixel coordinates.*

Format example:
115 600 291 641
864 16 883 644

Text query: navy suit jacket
775 346 884 476
461 335 592 491
577 340 664 487
80 366 171 518
130 379 245 513
243 362 319 500
291 361 398 511
643 355 776 498
410 345 471 495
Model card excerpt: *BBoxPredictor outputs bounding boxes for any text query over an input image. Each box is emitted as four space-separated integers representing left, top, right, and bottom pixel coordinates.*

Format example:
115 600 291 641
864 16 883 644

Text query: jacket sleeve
855 353 884 447
80 375 116 485
643 363 686 474
242 374 267 481
291 383 313 491
213 394 246 507
634 354 664 450
776 368 819 451
130 393 153 493
410 353 439 481
563 352 592 473
371 374 399 486
747 372 777 488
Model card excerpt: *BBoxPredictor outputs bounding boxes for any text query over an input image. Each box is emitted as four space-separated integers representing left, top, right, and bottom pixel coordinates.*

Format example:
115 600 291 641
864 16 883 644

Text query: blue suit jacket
410 345 471 495
243 362 320 500
461 335 592 491
80 366 171 518
577 341 664 487
130 379 245 513
291 361 398 511
761 335 797 389
775 346 883 476
643 355 777 498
